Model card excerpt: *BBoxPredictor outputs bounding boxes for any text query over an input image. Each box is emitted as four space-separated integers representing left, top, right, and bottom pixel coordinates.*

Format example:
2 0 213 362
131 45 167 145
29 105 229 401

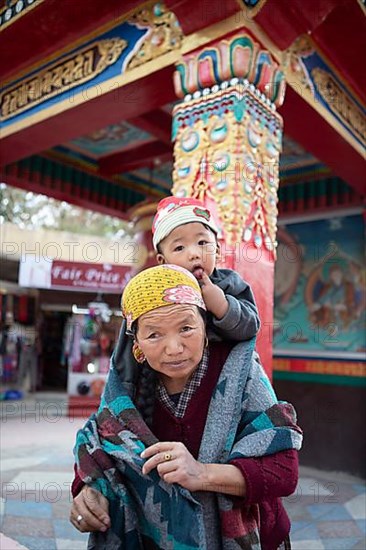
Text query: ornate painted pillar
171 33 286 376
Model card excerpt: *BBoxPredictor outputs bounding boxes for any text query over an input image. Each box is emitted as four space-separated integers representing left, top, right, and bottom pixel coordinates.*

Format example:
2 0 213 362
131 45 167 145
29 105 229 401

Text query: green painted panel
273 371 366 387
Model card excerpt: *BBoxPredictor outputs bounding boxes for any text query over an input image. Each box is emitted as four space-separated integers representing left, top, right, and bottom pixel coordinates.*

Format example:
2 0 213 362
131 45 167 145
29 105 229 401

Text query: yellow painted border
3 4 282 85
2 5 280 88
1 38 128 122
44 148 97 173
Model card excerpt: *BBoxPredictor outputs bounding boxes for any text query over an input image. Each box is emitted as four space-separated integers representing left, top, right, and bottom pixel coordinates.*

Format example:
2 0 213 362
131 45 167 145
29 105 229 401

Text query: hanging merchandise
65 304 121 399
0 325 18 384
0 321 38 392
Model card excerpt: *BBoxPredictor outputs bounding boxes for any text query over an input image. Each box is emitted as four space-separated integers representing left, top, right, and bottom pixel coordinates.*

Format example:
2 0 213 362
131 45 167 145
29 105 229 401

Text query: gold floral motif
96 38 128 72
171 85 282 254
127 2 183 70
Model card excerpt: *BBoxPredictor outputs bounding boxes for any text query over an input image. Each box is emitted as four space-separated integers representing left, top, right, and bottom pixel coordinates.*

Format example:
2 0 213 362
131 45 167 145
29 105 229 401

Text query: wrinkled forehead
137 304 202 331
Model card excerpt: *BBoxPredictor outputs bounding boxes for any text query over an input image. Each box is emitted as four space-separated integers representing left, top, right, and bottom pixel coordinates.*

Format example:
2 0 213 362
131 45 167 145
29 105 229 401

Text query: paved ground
0 394 365 550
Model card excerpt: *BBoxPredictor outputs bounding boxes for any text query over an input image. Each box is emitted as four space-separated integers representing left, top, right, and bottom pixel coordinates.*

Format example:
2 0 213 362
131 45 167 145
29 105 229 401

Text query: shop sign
19 257 132 293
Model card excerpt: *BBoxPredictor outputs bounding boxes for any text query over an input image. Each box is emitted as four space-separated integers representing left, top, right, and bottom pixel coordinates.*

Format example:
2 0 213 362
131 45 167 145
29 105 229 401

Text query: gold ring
164 453 172 461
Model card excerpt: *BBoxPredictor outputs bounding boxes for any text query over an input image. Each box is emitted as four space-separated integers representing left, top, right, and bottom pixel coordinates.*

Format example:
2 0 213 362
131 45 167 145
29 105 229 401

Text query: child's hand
199 272 229 320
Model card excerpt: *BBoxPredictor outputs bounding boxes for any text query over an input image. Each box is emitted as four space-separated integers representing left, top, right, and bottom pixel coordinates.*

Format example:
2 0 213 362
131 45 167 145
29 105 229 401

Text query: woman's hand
141 441 208 492
70 485 111 533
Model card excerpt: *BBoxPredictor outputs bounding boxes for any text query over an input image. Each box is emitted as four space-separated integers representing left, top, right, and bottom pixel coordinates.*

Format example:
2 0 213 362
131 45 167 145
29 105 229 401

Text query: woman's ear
132 341 146 364
156 253 166 265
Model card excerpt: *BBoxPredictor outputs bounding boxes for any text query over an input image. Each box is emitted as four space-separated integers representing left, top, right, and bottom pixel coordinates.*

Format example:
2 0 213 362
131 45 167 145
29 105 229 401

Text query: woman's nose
165 338 184 355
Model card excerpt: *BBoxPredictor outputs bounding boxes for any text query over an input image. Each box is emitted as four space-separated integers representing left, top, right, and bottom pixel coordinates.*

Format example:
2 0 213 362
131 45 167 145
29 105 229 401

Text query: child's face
156 222 218 278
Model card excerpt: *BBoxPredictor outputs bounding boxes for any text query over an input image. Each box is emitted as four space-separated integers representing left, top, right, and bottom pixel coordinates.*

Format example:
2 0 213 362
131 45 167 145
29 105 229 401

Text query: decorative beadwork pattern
171 81 283 254
173 33 286 108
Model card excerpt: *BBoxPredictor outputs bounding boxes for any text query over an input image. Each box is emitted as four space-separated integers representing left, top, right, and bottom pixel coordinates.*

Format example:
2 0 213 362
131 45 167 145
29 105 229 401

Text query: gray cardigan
208 268 260 342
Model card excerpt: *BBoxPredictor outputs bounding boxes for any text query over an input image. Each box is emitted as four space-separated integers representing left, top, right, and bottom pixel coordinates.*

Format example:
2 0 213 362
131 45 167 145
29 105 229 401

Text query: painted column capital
173 32 286 109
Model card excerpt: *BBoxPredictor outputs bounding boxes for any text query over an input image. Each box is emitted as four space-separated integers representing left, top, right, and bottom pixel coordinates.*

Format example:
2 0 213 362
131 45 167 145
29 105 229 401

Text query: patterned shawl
74 339 303 549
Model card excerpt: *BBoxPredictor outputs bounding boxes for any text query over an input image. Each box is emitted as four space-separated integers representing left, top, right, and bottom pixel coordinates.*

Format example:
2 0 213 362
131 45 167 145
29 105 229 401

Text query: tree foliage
0 183 131 238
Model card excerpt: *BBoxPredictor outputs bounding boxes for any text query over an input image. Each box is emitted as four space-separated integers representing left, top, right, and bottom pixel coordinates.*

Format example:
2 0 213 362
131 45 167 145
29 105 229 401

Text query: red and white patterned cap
152 196 218 251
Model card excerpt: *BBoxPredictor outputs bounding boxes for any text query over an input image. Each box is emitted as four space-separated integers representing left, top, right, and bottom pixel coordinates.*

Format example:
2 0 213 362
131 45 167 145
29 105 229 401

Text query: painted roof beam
129 110 173 147
0 0 142 82
99 141 172 175
1 67 176 166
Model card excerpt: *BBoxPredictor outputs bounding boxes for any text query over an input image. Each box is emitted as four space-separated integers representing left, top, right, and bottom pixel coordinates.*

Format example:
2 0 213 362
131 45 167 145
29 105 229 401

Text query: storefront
0 280 39 396
0 223 135 414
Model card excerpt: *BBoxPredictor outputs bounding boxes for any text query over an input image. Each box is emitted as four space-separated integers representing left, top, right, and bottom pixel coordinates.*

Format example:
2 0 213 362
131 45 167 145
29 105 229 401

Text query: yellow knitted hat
121 264 206 331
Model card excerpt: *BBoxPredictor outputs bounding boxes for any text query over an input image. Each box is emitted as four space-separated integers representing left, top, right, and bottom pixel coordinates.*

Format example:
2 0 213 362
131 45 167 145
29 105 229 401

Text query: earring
132 342 146 364
204 336 208 348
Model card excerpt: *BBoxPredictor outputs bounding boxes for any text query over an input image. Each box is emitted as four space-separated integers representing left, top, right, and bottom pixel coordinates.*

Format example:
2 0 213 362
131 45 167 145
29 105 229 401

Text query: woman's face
136 304 205 391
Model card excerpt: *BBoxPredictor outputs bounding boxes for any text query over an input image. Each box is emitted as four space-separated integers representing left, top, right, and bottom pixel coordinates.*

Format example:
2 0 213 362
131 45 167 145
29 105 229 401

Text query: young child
151 196 260 342
112 196 260 399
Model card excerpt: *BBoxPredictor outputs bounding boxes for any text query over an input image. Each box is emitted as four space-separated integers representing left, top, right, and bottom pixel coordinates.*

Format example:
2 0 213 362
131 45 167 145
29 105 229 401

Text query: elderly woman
70 265 302 550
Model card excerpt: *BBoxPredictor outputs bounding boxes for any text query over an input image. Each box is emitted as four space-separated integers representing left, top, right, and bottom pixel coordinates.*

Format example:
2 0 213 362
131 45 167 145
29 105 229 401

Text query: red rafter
165 0 240 35
129 109 173 146
99 141 172 175
254 0 341 51
1 67 176 166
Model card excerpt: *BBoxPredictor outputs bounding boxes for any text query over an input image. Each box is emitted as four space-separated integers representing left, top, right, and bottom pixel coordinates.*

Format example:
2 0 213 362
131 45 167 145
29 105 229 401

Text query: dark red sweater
72 342 298 550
